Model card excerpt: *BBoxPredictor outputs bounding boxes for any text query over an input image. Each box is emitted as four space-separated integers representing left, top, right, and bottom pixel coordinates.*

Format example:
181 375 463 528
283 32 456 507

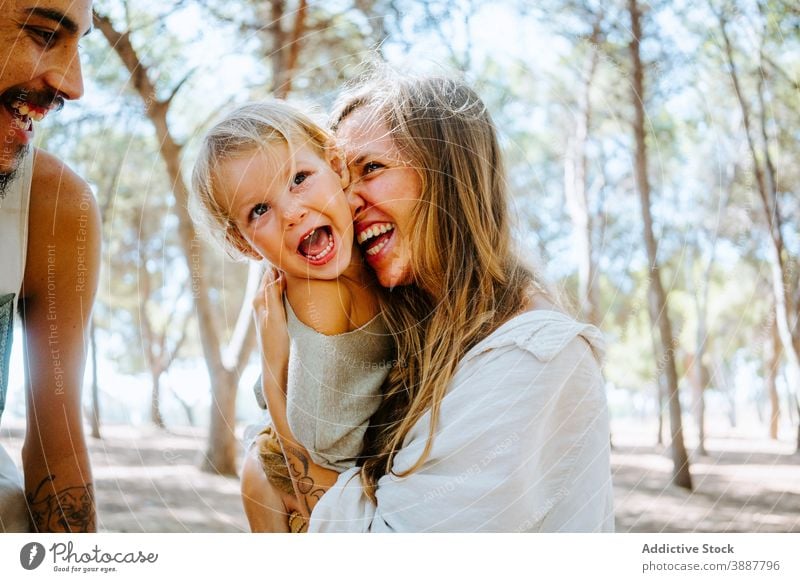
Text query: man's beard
0 144 29 200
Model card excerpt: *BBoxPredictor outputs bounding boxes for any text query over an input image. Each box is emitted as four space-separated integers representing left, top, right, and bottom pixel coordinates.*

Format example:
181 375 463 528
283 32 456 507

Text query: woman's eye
293 171 309 186
249 203 270 222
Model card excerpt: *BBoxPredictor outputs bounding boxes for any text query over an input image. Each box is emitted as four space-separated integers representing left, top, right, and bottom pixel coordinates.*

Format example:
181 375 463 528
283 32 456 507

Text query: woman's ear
326 146 350 189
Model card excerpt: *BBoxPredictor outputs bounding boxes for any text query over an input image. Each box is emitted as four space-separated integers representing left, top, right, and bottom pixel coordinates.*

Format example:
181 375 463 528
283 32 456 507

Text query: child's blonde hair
191 100 334 259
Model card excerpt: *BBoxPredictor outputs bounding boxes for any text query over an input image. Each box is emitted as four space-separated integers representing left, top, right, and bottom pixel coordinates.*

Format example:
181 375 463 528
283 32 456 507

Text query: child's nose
282 202 308 226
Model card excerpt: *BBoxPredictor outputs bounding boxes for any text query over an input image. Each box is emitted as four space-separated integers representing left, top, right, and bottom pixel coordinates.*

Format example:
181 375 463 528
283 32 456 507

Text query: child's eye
364 162 383 174
249 203 270 222
293 171 309 186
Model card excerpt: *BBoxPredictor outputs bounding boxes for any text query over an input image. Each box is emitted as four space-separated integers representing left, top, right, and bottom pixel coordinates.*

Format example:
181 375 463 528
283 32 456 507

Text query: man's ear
326 146 350 189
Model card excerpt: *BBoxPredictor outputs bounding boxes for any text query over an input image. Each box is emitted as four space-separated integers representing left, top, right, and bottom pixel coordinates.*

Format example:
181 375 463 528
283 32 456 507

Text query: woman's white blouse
309 310 614 532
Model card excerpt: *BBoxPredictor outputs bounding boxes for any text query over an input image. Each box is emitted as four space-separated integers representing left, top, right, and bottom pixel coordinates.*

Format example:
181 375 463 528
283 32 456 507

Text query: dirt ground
611 426 800 533
2 420 798 532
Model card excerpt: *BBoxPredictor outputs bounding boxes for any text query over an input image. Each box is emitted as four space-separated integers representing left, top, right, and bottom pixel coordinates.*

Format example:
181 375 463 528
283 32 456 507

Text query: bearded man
0 0 99 532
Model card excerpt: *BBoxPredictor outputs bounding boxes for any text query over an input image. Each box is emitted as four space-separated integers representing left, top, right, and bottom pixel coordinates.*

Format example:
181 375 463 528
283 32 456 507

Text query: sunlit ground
2 416 798 532
1 420 248 533
612 418 800 533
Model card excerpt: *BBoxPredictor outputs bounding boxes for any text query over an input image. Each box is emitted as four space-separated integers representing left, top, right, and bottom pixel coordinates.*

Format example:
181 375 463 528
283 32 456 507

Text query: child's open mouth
357 223 395 257
297 225 336 265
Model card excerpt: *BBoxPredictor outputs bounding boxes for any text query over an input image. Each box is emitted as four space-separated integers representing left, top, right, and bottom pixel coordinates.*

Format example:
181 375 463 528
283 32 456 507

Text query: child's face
216 143 353 279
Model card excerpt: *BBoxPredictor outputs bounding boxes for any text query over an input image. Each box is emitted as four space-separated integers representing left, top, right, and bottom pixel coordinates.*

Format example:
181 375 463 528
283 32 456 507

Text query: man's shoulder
29 149 95 219
23 149 100 300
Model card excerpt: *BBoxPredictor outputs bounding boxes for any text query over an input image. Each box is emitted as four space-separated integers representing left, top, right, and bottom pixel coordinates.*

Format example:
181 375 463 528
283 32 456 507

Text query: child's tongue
298 227 332 257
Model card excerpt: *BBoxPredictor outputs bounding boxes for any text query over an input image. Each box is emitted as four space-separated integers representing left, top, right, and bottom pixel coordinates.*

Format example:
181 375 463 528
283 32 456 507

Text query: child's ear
326 147 350 189
228 227 262 261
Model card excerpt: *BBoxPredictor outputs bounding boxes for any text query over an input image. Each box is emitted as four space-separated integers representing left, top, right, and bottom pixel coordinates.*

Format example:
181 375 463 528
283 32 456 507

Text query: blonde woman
256 73 614 532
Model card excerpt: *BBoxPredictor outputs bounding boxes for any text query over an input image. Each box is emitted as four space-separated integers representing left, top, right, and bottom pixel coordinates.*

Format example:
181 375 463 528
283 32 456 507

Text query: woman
254 71 614 532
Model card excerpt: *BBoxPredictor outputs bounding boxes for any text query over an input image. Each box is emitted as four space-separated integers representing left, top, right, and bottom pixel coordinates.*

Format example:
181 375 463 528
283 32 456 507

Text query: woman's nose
346 186 366 218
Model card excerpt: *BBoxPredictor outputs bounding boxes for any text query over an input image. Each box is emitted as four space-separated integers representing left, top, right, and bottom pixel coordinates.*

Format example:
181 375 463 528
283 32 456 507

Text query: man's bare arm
20 151 100 532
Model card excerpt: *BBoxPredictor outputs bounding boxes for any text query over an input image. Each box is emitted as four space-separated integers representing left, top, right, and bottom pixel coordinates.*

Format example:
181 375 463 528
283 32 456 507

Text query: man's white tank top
0 149 34 422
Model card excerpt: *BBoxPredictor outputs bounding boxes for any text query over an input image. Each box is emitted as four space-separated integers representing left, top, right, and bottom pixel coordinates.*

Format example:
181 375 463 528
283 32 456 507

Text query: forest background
2 0 799 532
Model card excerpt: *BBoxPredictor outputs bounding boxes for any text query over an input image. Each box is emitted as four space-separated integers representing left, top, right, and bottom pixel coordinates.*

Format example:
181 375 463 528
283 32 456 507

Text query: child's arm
284 277 354 335
253 269 340 518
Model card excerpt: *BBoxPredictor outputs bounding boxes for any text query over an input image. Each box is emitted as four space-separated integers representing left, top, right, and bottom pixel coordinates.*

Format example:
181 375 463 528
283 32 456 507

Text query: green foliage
37 0 800 430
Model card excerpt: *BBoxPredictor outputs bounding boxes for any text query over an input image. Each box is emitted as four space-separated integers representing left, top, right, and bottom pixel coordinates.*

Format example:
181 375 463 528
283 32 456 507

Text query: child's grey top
285 298 393 471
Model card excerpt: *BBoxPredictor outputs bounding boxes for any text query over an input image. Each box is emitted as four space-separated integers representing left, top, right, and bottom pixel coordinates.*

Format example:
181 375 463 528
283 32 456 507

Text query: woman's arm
253 269 340 518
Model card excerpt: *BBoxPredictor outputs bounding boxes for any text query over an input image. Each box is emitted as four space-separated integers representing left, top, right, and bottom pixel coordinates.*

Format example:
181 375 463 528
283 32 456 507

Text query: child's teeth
13 117 27 130
17 104 29 116
309 239 334 261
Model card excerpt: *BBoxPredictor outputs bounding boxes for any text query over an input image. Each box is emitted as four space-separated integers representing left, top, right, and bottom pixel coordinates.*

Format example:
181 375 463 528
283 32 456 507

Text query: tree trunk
765 313 781 440
692 294 711 456
168 385 196 427
150 370 165 429
689 353 707 456
652 333 665 446
795 396 800 454
89 320 101 439
202 367 240 474
656 380 664 446
94 12 257 476
564 20 602 327
717 10 800 451
629 0 691 489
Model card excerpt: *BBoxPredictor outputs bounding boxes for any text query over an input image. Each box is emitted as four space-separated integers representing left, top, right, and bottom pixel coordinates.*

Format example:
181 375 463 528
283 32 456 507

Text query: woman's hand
253 267 289 394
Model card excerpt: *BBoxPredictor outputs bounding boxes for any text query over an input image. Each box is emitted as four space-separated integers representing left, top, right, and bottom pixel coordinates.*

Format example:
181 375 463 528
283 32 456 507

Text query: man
0 0 99 532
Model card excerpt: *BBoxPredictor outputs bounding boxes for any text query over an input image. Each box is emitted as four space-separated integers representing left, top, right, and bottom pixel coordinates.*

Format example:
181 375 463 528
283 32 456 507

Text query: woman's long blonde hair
333 73 543 501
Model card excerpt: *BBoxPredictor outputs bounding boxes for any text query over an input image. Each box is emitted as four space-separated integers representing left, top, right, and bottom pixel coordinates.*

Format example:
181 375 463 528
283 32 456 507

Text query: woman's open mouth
297 225 336 265
357 223 395 257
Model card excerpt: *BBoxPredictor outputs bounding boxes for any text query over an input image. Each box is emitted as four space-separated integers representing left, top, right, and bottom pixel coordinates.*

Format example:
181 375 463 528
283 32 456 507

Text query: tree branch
93 11 161 114
275 0 308 99
164 67 197 109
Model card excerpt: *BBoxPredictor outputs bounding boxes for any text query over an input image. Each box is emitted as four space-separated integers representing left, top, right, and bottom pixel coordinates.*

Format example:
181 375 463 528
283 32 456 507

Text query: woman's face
336 107 422 288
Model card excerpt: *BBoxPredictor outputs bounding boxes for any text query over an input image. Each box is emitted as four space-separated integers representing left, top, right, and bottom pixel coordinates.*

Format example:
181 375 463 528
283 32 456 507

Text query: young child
190 101 393 529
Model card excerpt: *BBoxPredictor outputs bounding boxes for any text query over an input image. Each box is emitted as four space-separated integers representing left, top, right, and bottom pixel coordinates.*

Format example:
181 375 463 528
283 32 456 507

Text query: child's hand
253 267 289 393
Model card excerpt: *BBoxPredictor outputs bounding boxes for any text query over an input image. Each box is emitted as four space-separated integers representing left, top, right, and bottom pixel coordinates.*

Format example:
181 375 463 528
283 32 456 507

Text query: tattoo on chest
26 474 96 533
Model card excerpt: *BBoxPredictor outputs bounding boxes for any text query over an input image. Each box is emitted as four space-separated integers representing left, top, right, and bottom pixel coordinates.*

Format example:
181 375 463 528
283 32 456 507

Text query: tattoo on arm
26 474 96 532
285 445 326 515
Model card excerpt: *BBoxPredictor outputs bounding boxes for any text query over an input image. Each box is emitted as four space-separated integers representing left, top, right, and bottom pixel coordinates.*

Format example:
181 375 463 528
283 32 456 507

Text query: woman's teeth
357 223 394 245
366 239 388 256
